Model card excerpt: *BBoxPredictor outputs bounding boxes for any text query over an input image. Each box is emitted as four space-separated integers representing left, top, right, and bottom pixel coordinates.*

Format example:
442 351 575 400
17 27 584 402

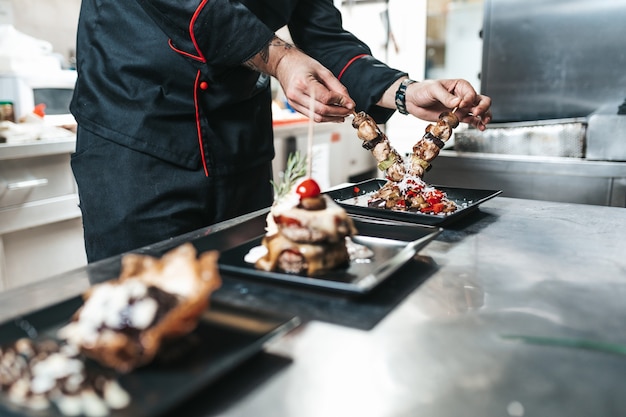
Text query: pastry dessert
252 153 357 276
0 338 130 415
58 243 221 373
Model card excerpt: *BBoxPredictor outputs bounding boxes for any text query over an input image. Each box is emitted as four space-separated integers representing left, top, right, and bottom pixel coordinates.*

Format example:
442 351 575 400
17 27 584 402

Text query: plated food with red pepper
351 109 462 215
326 179 502 227
366 175 457 215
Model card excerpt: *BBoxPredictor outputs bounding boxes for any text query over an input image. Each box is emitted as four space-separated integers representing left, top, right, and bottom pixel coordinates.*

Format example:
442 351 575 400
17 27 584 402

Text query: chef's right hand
245 36 355 123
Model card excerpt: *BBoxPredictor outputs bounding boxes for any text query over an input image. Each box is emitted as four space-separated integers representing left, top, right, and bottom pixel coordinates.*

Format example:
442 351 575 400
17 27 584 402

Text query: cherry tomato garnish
296 178 321 199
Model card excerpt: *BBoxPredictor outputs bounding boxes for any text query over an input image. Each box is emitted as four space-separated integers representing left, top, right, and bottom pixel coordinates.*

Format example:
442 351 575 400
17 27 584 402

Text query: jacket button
199 81 209 90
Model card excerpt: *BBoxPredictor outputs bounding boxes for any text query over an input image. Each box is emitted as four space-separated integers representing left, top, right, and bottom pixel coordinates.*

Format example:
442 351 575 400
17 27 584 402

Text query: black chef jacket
70 0 406 177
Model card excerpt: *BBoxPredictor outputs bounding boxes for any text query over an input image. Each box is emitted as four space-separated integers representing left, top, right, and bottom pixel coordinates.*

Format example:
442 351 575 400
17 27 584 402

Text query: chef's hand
380 78 492 130
275 53 355 123
245 36 355 123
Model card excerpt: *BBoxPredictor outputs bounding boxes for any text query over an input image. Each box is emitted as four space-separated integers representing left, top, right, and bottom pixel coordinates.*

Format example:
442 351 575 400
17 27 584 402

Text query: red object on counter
272 116 309 127
33 103 46 118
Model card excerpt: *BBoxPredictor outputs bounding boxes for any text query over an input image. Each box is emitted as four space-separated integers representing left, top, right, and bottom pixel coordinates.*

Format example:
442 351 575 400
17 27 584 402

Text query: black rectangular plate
325 179 502 226
217 218 441 295
0 300 300 417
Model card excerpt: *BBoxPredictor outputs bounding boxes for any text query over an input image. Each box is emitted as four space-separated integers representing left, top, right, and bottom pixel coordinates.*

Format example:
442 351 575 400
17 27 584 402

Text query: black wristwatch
395 78 416 115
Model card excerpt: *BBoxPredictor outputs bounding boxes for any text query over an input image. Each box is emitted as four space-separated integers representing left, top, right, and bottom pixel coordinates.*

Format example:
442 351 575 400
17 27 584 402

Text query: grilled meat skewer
350 109 461 214
409 110 459 178
351 111 405 181
352 110 459 180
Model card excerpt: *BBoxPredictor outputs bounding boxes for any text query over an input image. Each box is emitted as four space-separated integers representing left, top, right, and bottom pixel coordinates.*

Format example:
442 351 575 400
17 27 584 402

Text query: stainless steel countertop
1 196 626 416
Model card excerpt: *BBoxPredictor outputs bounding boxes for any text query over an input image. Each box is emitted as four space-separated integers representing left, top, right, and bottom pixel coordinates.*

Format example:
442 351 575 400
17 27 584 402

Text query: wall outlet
0 0 13 25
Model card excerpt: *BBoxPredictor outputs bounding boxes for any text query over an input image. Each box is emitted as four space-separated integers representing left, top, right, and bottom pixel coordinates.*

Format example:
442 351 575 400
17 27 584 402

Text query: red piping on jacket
188 0 208 62
337 54 367 81
193 71 209 176
168 0 210 176
168 39 204 62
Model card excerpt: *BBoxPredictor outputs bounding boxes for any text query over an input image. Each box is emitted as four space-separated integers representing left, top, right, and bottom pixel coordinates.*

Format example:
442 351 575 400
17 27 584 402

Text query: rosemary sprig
271 151 307 200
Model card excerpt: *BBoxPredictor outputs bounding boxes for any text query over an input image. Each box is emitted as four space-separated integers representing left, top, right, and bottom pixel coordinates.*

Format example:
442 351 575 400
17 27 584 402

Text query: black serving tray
217 217 441 295
325 179 502 226
0 299 300 417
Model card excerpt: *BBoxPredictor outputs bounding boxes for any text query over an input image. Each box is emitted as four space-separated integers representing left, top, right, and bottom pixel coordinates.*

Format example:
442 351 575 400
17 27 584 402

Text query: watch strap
395 79 416 115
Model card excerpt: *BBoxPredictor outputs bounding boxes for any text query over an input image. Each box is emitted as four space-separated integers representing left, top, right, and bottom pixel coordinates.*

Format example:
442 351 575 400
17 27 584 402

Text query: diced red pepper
353 186 360 194
425 190 444 205
431 202 445 214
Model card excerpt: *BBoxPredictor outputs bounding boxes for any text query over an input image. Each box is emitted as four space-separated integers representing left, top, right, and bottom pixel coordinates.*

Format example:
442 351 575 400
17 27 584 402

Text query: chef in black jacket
70 0 491 262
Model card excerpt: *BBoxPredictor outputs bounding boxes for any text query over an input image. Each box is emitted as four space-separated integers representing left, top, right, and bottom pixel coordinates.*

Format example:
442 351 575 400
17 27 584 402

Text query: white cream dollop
58 279 158 346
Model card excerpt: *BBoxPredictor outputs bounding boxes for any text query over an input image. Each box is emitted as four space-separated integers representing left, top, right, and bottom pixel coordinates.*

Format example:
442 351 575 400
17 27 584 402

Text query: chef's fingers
313 70 356 111
287 91 350 123
311 89 355 122
467 94 492 118
444 79 491 130
462 95 492 130
460 114 487 131
458 109 492 131
437 79 489 113
288 100 349 123
306 74 355 122
421 80 466 110
287 80 355 123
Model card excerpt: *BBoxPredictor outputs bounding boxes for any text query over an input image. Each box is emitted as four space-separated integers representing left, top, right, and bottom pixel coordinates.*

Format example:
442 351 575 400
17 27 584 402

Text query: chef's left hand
405 79 492 130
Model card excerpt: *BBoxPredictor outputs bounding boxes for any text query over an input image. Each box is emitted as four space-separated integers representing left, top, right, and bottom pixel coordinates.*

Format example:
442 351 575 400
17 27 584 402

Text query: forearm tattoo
244 38 295 72
258 43 270 65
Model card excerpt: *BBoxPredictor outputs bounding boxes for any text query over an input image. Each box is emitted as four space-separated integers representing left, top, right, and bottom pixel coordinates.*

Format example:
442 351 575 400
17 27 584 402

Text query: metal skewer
467 112 485 128
307 91 315 177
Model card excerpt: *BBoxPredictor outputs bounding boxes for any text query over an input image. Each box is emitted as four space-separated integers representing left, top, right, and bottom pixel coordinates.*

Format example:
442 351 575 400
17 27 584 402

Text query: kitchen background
2 0 625 290
4 0 80 66
4 0 479 153
1 0 451 290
